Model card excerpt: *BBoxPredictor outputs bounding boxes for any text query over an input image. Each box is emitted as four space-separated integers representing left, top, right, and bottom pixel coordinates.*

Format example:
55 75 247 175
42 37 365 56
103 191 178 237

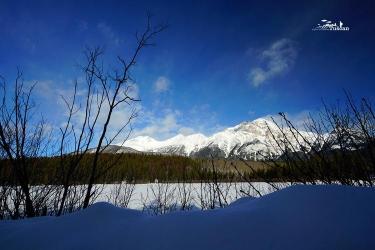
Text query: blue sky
1 0 374 140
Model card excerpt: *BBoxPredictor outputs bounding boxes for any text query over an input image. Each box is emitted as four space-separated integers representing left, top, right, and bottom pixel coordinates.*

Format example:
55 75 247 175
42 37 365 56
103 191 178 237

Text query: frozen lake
95 182 290 211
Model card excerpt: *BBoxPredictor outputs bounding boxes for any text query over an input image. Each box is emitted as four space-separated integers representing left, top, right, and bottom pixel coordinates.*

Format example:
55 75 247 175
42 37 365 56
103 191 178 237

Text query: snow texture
0 185 374 250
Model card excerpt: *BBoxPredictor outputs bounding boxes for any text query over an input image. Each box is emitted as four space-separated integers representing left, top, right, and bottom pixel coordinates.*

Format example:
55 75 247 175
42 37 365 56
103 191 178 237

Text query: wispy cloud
70 83 140 144
30 78 141 144
153 76 170 93
131 104 223 140
133 109 182 139
97 22 121 46
249 38 297 87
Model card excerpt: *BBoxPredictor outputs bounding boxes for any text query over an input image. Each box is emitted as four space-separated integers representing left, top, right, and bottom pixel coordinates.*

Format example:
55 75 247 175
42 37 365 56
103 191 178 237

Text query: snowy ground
98 182 285 210
0 185 374 250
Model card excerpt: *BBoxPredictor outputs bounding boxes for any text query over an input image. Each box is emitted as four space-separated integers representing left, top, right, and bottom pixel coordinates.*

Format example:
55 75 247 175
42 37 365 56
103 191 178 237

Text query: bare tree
0 71 51 218
254 94 375 186
196 157 234 209
0 15 165 218
176 166 194 211
81 16 166 208
106 180 136 208
53 15 166 212
141 181 177 215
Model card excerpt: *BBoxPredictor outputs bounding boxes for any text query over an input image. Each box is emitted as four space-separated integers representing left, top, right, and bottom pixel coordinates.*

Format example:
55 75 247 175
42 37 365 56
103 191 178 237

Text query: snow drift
0 185 374 250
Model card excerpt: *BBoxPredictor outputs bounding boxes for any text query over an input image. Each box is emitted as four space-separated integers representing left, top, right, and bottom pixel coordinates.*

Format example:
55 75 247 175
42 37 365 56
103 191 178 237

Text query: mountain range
112 118 317 160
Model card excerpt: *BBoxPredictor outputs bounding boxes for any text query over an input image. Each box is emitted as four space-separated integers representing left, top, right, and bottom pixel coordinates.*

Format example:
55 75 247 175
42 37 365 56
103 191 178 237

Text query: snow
1 185 374 250
121 135 161 151
97 182 279 209
121 117 318 158
122 133 209 153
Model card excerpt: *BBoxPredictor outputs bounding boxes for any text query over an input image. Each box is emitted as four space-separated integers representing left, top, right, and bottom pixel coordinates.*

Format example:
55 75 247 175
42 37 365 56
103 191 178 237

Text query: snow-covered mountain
119 118 317 160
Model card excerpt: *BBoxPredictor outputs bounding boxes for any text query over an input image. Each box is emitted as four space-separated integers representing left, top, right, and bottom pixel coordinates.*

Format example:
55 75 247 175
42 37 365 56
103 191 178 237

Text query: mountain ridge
116 118 316 160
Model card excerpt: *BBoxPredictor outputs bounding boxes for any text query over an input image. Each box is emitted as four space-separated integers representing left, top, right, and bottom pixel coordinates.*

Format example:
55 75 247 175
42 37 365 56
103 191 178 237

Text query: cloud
30 78 141 145
30 79 90 115
31 80 56 100
178 127 196 135
260 110 315 130
153 76 170 93
133 110 182 139
249 38 297 87
70 83 141 144
97 22 121 46
184 104 224 135
131 103 224 140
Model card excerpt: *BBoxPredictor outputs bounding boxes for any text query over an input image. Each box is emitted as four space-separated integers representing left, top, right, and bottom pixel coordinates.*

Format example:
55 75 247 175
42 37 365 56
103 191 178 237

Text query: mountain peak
252 117 272 124
232 117 275 131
